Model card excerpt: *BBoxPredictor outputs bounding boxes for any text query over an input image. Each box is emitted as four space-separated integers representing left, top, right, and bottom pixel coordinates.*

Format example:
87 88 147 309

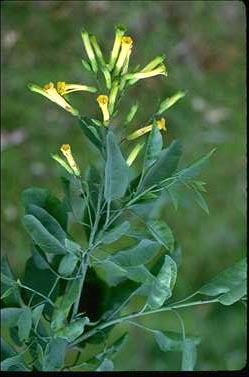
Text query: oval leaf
140 139 182 191
146 220 174 252
104 131 129 202
22 215 66 255
148 255 177 309
197 258 246 305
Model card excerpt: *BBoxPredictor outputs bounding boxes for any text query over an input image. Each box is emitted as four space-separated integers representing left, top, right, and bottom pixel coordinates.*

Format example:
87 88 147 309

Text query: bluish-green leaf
58 254 78 277
146 220 174 252
197 258 246 305
95 259 127 287
126 265 154 284
22 187 68 230
22 187 49 208
154 330 183 352
104 131 129 202
25 204 66 243
17 307 32 342
148 255 177 309
96 358 114 371
143 119 163 169
177 148 216 180
140 140 182 191
0 354 28 371
65 239 82 256
23 215 66 255
1 256 21 306
78 116 102 151
100 221 130 244
193 190 209 215
1 337 15 361
32 304 45 330
43 337 68 371
1 308 23 328
55 317 89 342
111 239 160 267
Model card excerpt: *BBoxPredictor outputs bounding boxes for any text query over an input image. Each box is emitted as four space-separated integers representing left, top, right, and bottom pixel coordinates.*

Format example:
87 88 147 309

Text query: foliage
1 25 246 372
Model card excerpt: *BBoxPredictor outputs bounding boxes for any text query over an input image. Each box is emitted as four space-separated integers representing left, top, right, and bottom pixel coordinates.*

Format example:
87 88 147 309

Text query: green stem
71 298 219 347
72 174 104 318
17 282 55 307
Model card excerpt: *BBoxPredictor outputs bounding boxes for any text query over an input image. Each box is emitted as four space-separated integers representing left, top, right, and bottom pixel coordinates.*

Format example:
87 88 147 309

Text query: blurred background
1 0 246 371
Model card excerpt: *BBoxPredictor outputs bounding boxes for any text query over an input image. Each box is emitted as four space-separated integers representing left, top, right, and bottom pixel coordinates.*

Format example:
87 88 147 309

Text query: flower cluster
28 26 185 168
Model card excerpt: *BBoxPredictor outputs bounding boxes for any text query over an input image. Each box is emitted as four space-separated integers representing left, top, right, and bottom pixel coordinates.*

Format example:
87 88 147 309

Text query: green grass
1 0 246 370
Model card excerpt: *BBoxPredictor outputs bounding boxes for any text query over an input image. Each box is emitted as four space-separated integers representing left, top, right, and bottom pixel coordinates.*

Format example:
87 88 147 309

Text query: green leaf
154 330 183 352
55 317 89 342
25 204 66 244
0 353 28 371
32 304 45 330
23 256 58 308
104 131 129 202
1 337 15 361
78 116 102 151
22 215 66 255
22 187 68 230
43 337 68 371
22 187 49 208
140 140 182 191
126 265 154 284
177 148 216 181
147 255 177 309
107 333 129 358
65 239 82 255
197 258 246 305
181 339 198 371
95 259 127 287
100 221 130 244
1 308 23 328
1 256 21 306
193 190 209 215
96 358 114 371
61 176 86 222
143 119 163 169
146 220 174 252
60 280 80 315
58 254 78 277
32 245 50 270
17 307 32 342
111 239 160 267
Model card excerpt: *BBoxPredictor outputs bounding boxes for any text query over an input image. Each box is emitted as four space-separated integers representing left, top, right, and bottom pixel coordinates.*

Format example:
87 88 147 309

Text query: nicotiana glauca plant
1 25 246 372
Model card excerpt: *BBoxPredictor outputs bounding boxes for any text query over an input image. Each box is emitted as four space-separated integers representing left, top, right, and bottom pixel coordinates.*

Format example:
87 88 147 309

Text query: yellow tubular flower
60 144 80 176
97 95 110 122
109 25 126 70
126 142 145 166
121 45 132 75
28 82 79 116
126 118 166 140
56 82 97 95
125 64 167 81
114 36 133 76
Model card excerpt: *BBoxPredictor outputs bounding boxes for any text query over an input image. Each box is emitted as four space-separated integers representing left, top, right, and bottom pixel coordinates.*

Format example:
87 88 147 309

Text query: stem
71 298 219 347
72 174 104 318
77 177 93 229
103 201 111 230
17 282 55 307
72 252 88 318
